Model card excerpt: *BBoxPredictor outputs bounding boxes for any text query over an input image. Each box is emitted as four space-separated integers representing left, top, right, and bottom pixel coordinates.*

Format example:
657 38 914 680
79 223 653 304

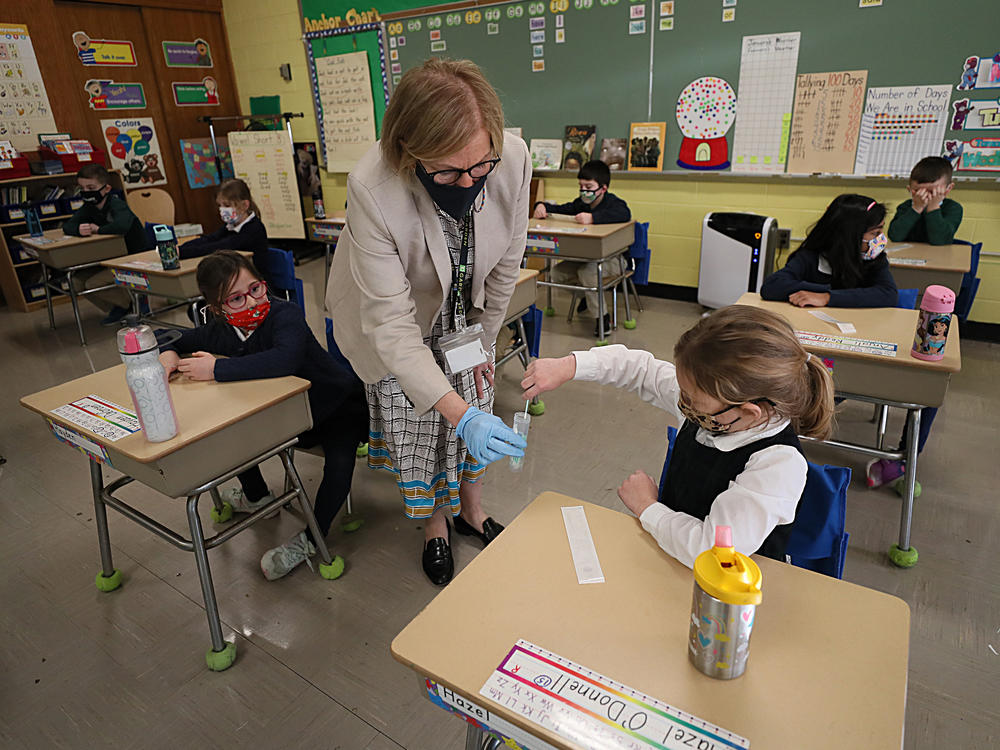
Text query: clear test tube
510 411 531 471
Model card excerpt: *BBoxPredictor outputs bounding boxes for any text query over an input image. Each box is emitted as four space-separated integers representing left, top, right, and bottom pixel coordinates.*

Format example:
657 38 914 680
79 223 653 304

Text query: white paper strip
561 505 605 584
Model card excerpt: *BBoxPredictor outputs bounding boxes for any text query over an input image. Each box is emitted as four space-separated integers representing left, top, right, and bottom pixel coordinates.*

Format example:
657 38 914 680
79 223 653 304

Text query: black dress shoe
454 515 505 546
593 314 612 338
422 531 453 585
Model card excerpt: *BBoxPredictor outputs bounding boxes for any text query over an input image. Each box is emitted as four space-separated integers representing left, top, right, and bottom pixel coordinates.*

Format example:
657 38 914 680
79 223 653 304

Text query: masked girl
180 179 269 277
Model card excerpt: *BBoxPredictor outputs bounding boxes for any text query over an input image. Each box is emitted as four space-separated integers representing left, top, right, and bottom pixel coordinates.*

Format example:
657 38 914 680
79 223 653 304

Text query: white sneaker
220 487 278 518
260 531 316 581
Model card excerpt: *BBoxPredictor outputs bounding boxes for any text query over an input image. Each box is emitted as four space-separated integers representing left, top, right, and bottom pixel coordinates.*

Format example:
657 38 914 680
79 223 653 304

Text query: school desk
304 212 346 294
14 228 127 346
497 268 544 415
886 241 971 295
20 364 341 671
391 492 910 750
738 293 961 568
525 218 636 343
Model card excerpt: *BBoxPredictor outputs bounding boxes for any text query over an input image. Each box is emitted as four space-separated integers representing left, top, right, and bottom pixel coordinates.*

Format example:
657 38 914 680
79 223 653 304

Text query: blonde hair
380 58 505 173
217 178 260 217
674 305 835 439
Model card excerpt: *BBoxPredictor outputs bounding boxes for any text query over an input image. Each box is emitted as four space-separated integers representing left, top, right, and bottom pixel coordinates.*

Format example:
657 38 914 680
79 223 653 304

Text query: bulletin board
301 0 997 176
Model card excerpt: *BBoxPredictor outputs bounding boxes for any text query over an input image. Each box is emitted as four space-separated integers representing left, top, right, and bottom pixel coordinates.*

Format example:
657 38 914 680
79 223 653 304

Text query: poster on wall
944 137 1000 172
172 77 219 106
228 130 304 239
675 76 736 170
950 98 1000 131
955 54 1000 91
162 39 213 68
85 79 147 110
180 137 234 189
853 85 950 175
732 32 801 173
101 117 166 186
293 141 322 197
786 70 868 175
71 30 137 66
316 51 376 172
0 24 58 151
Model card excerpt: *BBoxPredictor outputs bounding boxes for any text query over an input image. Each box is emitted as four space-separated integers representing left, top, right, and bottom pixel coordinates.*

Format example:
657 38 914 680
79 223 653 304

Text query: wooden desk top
886 241 971 272
304 211 346 226
738 293 961 373
392 492 910 750
528 218 634 237
14 228 121 250
100 248 250 277
516 267 539 285
20 364 310 464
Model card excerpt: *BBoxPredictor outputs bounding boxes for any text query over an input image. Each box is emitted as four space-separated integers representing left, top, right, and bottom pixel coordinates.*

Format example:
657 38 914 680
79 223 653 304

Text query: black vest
660 421 803 561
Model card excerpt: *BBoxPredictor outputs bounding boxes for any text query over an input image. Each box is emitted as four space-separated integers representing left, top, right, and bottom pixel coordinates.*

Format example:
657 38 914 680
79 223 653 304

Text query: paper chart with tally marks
479 639 750 750
853 85 950 175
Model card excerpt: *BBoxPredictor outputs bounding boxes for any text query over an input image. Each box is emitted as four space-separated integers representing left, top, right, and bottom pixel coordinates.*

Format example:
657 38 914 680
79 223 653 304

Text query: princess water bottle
688 526 762 680
153 224 180 270
911 284 955 362
117 320 179 442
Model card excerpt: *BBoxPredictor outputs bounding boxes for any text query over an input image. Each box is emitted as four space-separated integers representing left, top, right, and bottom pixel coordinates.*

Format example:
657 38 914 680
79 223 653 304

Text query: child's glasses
222 280 267 311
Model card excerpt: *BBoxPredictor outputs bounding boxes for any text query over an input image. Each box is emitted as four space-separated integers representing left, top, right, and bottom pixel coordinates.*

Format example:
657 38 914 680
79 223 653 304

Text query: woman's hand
521 355 576 400
159 350 181 376
473 360 495 400
789 290 830 308
618 470 658 517
177 351 217 381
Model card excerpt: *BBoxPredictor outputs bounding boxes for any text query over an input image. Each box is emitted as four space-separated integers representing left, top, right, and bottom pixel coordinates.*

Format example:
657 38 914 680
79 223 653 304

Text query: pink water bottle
911 285 955 362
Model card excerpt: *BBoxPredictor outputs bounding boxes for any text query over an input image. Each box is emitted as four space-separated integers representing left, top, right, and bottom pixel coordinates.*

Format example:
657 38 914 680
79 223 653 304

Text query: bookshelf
0 170 125 312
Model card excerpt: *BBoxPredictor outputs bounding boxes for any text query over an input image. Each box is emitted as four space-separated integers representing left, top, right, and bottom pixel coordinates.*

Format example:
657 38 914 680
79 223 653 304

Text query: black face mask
80 188 105 204
414 163 487 222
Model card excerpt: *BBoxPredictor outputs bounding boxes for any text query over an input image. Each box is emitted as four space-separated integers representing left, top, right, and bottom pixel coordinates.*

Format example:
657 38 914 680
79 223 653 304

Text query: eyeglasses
422 157 501 185
677 393 774 434
222 280 267 311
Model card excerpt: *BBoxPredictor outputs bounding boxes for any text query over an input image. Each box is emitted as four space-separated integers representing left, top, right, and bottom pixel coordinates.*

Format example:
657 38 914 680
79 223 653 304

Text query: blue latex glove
456 407 527 465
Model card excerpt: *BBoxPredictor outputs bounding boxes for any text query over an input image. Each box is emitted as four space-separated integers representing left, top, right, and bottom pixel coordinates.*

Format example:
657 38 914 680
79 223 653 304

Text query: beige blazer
325 132 532 416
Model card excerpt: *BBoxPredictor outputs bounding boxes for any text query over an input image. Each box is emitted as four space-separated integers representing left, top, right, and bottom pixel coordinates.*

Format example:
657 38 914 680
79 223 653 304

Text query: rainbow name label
479 640 750 750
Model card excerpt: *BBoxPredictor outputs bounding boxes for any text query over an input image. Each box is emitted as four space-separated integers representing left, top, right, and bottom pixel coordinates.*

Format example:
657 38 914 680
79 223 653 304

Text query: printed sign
946 136 1000 172
0 24 59 150
84 79 146 110
162 38 213 68
111 269 151 288
171 77 219 106
72 30 136 66
101 117 166 186
950 98 1000 131
795 330 898 357
50 395 141 442
48 421 111 465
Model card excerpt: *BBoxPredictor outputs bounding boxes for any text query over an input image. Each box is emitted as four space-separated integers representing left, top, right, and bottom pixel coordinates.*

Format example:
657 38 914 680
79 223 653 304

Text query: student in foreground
533 159 632 335
760 194 897 308
159 251 368 580
62 163 149 325
521 305 835 568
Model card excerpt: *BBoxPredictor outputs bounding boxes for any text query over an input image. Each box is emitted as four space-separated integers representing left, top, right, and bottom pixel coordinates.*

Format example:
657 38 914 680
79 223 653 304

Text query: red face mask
223 295 271 331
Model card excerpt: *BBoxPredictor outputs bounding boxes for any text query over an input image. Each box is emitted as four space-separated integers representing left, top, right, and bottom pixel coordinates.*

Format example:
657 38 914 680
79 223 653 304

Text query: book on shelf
628 122 666 172
0 140 19 161
69 140 94 154
529 138 563 170
561 125 596 170
599 138 628 170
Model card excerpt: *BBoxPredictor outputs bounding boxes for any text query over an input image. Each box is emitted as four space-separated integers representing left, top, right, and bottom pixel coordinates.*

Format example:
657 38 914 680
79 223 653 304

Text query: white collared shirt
573 345 807 568
231 211 256 233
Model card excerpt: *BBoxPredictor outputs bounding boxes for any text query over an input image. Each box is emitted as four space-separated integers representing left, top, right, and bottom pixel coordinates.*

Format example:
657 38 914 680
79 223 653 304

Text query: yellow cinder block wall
223 0 1000 324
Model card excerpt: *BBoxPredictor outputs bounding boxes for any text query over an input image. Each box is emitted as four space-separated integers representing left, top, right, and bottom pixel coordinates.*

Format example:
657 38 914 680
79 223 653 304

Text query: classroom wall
223 0 1000 325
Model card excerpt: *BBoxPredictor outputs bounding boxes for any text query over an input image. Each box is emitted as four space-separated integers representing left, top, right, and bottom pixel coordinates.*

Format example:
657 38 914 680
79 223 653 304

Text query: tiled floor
1 256 997 749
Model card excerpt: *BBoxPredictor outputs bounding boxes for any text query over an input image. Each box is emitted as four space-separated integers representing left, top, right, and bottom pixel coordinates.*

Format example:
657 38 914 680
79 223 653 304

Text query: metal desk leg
324 242 332 295
611 280 618 329
278 449 338 572
622 261 634 327
544 258 554 315
890 408 921 568
186 492 236 670
65 268 88 346
875 404 889 450
596 261 607 343
40 261 55 330
466 724 501 750
91 459 122 592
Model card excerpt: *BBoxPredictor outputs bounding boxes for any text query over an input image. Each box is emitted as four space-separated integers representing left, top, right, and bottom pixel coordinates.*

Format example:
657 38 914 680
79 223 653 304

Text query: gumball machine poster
100 117 167 187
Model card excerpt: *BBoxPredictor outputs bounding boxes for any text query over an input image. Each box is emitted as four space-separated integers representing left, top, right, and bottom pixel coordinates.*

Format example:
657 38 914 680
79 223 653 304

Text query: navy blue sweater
537 192 632 224
180 215 269 273
161 299 364 426
760 248 897 308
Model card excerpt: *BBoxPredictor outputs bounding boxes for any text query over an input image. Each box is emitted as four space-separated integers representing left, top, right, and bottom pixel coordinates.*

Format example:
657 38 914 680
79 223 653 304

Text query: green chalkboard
380 0 996 174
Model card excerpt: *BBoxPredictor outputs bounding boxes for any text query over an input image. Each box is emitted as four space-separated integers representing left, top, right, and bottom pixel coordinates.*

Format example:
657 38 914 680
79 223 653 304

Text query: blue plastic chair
629 221 651 286
953 240 982 323
143 221 173 248
324 317 357 375
520 304 543 358
657 425 850 578
896 288 919 311
260 246 305 315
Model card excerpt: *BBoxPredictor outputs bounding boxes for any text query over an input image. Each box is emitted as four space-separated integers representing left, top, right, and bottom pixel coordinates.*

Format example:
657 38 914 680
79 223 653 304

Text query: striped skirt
365 320 495 519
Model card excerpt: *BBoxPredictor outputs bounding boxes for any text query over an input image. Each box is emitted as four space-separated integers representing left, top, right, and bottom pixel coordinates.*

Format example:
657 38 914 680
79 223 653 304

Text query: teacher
326 59 531 585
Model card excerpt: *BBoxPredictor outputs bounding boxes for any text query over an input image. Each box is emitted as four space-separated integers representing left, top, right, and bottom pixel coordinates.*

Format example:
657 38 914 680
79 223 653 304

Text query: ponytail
794 355 835 439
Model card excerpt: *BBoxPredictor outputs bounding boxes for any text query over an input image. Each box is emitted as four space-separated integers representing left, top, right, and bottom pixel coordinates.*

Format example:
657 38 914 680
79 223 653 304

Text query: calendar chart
853 85 951 175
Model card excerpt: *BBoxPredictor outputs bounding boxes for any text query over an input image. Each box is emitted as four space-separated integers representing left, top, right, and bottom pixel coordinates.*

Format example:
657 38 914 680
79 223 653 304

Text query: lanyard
451 211 472 329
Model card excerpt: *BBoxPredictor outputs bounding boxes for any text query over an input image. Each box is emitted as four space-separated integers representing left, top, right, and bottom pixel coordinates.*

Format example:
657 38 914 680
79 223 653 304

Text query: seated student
887 156 962 246
158 251 368 580
521 305 834 568
870 157 964 496
62 164 149 326
760 194 897 308
532 159 632 335
180 178 269 274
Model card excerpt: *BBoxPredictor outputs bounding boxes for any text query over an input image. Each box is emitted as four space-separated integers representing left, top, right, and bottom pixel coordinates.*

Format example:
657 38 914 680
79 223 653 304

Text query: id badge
439 323 488 376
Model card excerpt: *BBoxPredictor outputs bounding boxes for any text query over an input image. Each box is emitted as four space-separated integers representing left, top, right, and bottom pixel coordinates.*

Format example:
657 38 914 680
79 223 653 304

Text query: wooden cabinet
0 169 125 312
